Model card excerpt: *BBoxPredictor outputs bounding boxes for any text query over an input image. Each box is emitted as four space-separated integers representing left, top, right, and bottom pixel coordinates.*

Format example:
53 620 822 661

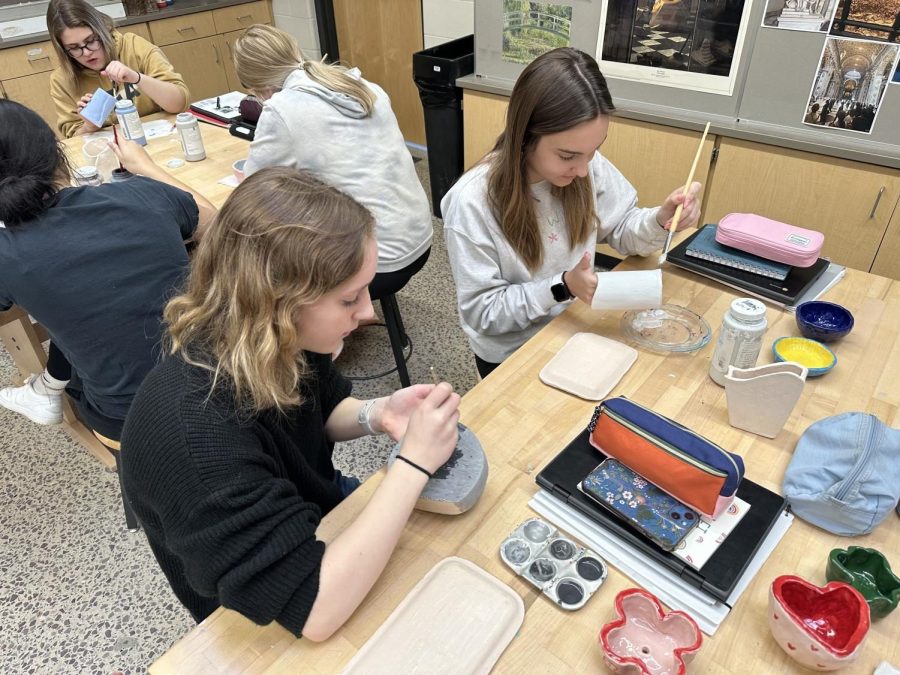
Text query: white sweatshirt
245 69 432 273
441 152 666 363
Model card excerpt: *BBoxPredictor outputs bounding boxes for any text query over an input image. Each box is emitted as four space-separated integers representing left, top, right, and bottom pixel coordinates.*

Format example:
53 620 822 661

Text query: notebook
535 428 788 602
686 225 791 281
666 228 829 306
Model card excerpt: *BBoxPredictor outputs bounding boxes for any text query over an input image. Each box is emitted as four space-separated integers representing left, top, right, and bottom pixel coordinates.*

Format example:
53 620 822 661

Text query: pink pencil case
716 213 824 268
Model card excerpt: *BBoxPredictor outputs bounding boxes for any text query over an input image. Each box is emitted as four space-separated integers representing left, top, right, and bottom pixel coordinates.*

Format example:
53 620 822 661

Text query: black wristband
135 72 142 85
396 455 433 479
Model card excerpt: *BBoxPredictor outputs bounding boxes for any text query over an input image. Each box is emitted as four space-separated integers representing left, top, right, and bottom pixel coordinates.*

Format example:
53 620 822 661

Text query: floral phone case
579 458 699 551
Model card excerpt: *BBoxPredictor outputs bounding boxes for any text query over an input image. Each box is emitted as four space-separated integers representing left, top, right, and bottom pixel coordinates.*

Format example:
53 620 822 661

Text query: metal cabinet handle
213 43 221 65
869 186 885 219
238 14 253 21
177 26 197 34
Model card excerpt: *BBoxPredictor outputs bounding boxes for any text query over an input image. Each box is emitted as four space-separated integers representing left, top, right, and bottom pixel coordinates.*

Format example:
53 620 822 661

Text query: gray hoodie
245 69 432 273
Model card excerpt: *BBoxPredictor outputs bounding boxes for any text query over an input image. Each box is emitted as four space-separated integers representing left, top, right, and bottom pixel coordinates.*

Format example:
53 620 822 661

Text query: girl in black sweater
121 167 460 641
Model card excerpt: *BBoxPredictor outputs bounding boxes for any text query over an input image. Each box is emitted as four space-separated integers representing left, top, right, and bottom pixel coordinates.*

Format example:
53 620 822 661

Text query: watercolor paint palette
500 517 607 610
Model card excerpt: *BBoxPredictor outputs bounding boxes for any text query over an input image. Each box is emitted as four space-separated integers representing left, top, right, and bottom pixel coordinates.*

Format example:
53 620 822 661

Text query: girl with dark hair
441 48 703 377
121 167 460 641
0 99 215 442
46 0 189 137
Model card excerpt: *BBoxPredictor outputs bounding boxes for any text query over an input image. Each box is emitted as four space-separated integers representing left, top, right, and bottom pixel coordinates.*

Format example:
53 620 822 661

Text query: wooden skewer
659 121 710 264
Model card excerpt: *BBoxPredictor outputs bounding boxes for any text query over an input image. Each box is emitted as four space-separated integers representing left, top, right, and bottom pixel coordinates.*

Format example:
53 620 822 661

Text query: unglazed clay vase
826 547 900 620
724 362 807 438
599 588 702 675
769 575 870 671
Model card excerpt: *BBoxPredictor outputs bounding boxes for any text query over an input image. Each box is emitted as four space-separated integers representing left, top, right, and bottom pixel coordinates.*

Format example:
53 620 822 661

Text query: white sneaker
0 374 63 425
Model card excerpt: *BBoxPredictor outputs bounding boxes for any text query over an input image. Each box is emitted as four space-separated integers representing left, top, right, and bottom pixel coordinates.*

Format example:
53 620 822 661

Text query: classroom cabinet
462 89 900 281
703 138 900 276
1 70 56 127
462 90 716 210
161 35 229 102
0 41 60 127
147 1 272 99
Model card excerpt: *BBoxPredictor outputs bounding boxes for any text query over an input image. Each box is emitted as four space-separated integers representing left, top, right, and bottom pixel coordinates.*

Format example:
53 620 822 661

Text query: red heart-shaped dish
769 575 870 670
599 588 702 675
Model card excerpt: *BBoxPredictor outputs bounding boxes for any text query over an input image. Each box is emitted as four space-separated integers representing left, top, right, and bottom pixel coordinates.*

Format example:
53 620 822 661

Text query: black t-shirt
120 351 352 636
0 177 198 421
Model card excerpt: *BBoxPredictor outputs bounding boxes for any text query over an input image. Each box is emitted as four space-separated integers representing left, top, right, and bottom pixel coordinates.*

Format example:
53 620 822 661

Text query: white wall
423 0 474 48
272 0 321 61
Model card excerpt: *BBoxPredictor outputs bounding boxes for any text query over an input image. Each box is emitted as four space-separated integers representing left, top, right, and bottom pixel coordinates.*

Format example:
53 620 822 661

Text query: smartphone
579 458 698 551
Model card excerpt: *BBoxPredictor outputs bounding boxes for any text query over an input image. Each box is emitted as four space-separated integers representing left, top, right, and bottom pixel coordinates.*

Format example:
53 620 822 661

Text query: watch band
357 398 378 435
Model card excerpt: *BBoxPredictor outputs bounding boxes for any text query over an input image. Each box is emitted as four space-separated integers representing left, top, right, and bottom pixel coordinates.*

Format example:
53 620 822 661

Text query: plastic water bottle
115 99 146 146
709 298 768 386
175 112 206 161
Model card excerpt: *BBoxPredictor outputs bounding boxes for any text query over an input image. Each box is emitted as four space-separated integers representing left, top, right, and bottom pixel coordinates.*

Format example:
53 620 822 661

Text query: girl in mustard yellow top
47 0 189 137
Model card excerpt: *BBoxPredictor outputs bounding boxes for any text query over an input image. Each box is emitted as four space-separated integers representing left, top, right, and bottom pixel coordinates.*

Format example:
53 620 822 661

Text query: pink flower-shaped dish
769 575 870 671
599 588 702 675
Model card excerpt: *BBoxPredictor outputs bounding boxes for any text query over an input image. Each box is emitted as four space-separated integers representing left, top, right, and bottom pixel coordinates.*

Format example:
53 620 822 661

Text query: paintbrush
111 125 123 169
658 121 710 265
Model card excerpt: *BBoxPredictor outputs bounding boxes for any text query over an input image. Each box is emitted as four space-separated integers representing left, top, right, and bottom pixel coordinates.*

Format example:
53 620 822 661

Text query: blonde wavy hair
165 167 375 413
233 24 376 116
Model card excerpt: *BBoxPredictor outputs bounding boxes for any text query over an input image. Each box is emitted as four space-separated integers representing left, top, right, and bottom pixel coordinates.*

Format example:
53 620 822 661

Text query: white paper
591 269 662 311
529 490 793 635
674 497 750 570
218 175 240 187
142 119 176 139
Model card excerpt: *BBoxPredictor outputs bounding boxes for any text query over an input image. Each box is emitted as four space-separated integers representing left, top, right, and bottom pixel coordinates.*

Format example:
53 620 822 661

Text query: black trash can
413 34 474 218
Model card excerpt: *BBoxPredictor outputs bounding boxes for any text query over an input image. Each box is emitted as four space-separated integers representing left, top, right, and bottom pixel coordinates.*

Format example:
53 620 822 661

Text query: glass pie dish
620 304 711 353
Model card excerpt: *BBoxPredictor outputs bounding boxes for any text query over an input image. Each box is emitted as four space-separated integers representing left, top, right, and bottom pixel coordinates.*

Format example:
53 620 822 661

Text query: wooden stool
92 430 140 532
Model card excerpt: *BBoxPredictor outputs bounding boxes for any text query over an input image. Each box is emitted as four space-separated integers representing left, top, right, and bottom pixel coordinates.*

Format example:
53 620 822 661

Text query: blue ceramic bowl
772 336 836 377
795 301 854 342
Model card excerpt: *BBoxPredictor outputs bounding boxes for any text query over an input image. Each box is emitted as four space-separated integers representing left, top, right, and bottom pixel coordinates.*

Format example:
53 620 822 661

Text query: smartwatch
550 272 574 302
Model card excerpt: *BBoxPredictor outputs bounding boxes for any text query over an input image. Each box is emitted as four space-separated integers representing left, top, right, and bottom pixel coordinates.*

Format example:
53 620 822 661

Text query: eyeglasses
65 36 102 57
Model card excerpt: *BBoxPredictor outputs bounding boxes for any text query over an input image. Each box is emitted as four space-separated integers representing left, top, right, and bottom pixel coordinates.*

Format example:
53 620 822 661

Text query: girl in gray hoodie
235 25 432 300
441 48 702 377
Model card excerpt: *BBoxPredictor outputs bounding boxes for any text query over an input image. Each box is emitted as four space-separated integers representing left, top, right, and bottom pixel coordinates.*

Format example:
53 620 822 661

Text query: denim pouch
783 413 900 536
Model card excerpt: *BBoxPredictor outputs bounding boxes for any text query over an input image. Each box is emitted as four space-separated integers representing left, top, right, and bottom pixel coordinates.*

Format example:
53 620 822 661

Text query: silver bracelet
357 398 379 435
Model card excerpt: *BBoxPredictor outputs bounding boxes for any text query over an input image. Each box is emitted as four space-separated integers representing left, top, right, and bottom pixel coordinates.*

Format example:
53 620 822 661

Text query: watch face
551 282 571 302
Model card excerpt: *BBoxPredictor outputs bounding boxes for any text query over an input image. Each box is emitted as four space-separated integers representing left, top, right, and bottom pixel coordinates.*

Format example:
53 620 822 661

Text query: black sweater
120 351 352 636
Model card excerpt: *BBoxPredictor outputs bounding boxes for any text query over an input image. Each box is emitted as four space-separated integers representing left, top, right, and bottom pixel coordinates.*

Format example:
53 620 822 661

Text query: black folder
666 226 829 306
536 428 787 603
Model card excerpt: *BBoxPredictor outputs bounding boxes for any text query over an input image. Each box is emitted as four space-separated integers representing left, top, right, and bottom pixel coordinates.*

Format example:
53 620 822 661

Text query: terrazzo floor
0 157 480 674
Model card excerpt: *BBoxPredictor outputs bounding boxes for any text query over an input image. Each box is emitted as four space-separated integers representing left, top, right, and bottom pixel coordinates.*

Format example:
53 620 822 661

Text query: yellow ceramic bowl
772 337 836 376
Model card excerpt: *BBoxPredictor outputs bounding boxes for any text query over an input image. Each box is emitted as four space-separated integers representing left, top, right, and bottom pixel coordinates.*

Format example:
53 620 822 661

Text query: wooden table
150 249 900 673
0 117 246 468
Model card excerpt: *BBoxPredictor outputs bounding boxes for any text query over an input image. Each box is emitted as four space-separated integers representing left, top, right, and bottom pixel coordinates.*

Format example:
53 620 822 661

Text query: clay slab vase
599 588 702 675
724 362 808 438
769 575 870 671
826 546 900 620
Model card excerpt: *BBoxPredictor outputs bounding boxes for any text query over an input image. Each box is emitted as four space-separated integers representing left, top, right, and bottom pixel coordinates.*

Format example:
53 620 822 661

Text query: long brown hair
165 167 375 413
233 24 376 116
46 0 119 84
488 48 615 272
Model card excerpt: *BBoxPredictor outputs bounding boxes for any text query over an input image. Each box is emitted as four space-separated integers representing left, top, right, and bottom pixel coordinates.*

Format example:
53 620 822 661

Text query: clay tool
658 121 710 266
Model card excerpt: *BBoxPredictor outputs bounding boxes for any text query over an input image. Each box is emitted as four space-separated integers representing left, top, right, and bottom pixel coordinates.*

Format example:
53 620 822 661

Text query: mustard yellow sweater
49 31 189 137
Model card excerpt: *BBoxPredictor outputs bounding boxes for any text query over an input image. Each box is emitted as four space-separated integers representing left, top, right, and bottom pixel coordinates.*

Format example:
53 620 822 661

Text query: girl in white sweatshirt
234 25 432 300
441 48 702 378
